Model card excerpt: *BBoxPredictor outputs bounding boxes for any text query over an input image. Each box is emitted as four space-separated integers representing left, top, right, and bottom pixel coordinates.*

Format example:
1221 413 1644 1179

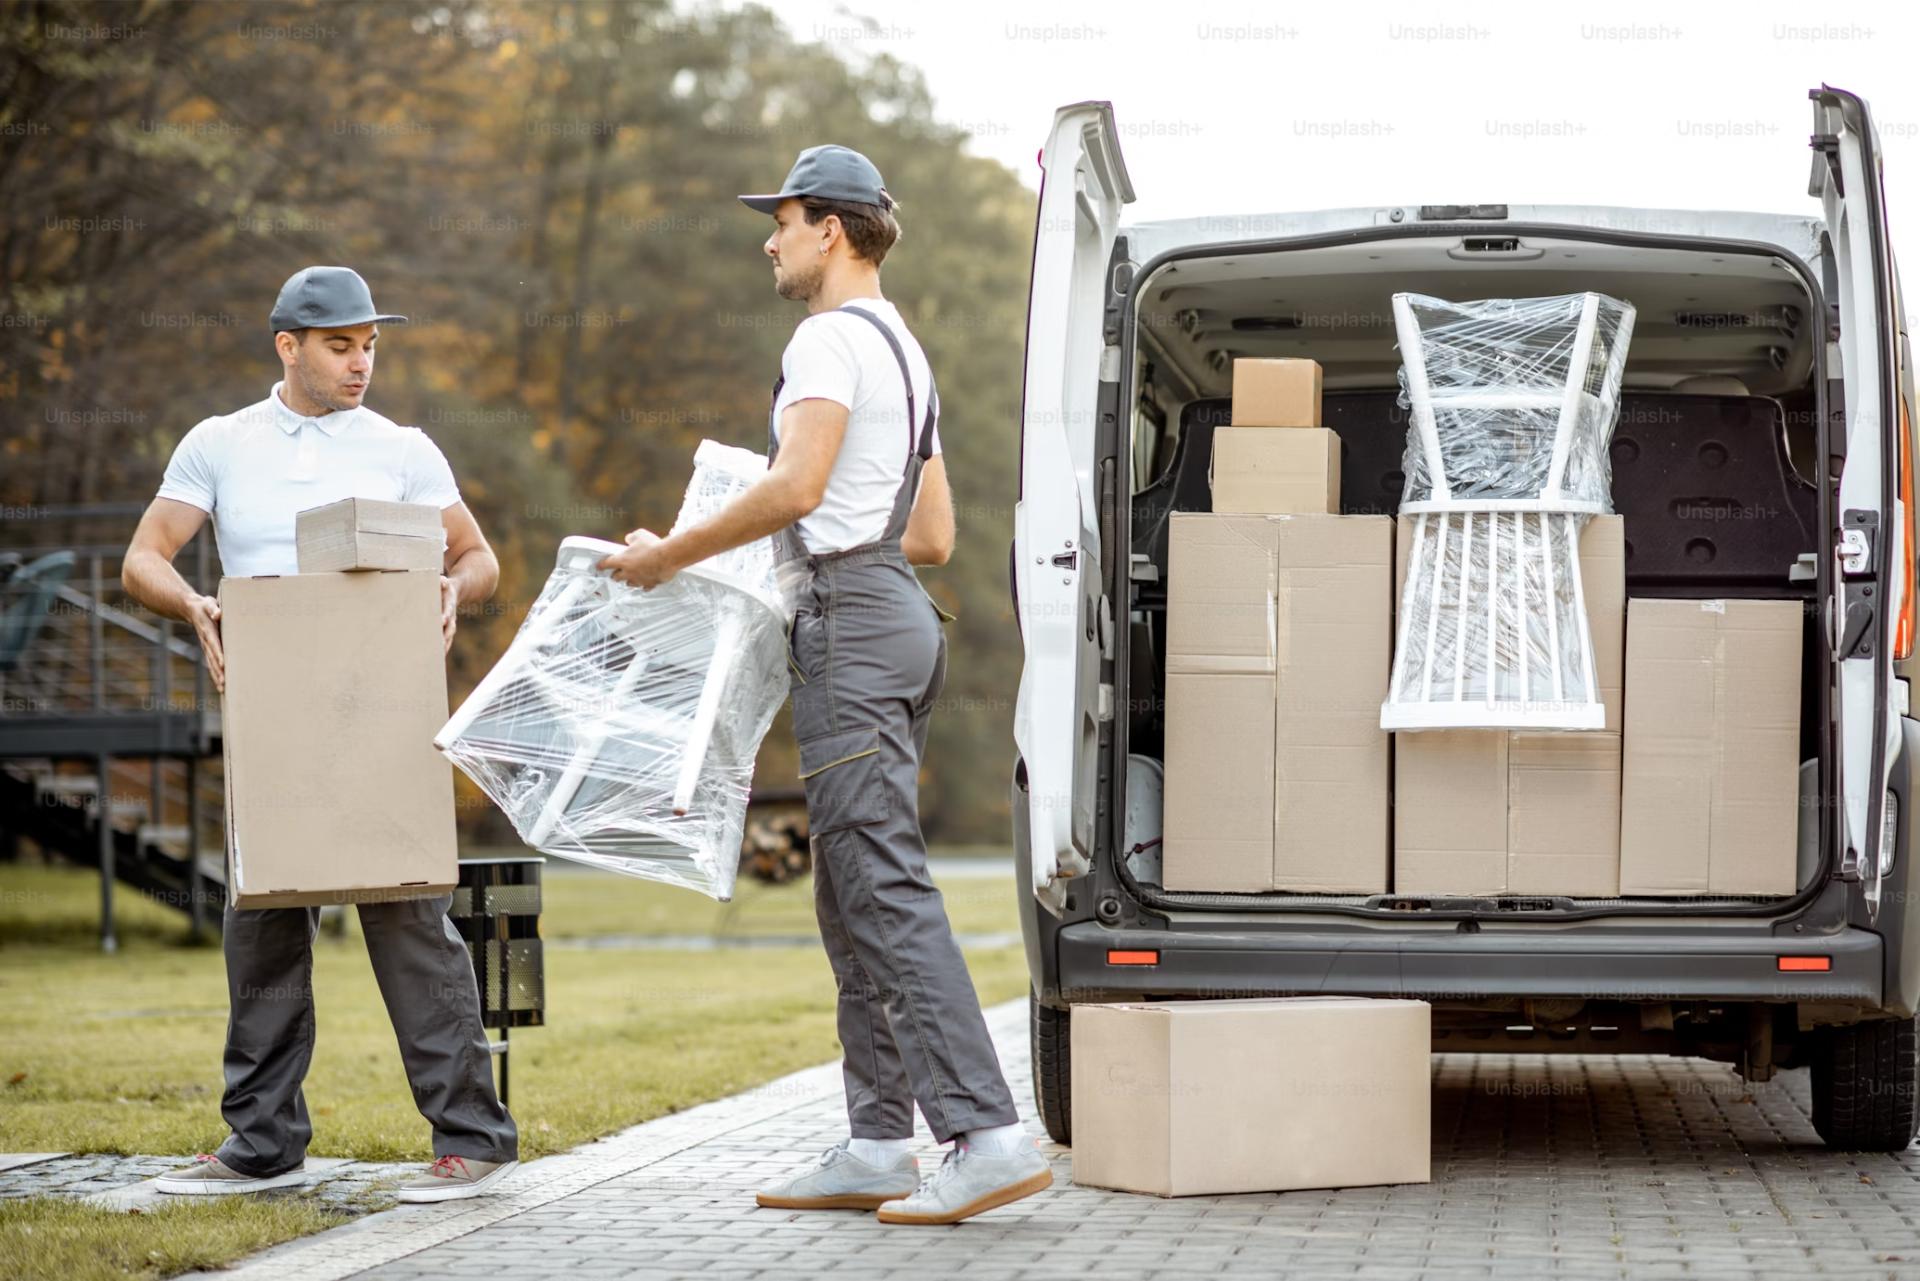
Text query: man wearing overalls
599 146 1049 1224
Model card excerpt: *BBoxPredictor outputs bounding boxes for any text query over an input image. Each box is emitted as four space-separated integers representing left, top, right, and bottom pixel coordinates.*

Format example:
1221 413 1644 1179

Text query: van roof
1123 205 1825 268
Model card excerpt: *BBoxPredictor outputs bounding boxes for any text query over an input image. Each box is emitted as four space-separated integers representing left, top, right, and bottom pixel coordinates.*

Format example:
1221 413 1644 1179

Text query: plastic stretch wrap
1392 509 1598 722
436 442 793 900
1394 291 1634 511
1383 291 1634 731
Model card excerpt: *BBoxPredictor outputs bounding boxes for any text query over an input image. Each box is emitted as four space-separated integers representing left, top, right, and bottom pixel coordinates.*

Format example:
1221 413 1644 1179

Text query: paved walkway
129 996 1917 1281
0 1151 414 1215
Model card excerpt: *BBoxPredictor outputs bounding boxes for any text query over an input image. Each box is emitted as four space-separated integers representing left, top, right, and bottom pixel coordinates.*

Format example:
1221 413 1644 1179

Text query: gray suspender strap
838 304 939 466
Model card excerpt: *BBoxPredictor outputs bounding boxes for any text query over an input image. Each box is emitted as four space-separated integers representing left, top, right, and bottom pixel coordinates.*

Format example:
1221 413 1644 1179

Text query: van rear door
1014 101 1134 913
1810 85 1906 916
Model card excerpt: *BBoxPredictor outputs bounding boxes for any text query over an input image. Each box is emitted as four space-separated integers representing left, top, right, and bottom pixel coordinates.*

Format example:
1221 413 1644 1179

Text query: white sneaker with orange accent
395 1153 519 1203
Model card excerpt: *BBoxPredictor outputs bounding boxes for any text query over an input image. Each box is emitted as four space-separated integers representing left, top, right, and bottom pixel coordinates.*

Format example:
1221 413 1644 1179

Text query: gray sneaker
395 1154 519 1203
876 1143 1052 1225
154 1154 308 1196
756 1140 920 1210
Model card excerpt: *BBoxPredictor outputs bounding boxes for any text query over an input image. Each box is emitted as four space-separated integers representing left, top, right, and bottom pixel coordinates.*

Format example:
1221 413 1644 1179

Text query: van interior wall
1127 236 1824 803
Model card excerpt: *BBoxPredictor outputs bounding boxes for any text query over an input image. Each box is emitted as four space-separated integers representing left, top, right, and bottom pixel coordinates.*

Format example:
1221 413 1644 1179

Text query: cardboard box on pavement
1070 997 1431 1197
220 569 456 907
1162 513 1392 893
1229 357 1323 428
296 498 445 573
1618 598 1802 896
1210 427 1341 515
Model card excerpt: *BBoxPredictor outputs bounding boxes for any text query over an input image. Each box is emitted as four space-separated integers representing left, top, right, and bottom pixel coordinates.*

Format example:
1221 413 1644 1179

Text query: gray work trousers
215 894 518 1177
789 546 1019 1144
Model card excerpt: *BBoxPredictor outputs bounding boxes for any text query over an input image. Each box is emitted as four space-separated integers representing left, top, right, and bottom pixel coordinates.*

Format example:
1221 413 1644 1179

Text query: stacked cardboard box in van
1211 358 1338 515
1618 598 1803 895
1162 511 1393 893
1392 517 1626 896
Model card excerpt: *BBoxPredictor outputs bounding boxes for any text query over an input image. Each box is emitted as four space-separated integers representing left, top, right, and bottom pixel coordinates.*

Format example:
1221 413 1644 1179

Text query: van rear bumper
1049 921 1884 1008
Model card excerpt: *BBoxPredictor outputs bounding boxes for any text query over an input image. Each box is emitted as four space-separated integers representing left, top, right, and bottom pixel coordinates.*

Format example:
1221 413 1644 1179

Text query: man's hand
439 575 460 653
599 529 681 590
185 593 225 692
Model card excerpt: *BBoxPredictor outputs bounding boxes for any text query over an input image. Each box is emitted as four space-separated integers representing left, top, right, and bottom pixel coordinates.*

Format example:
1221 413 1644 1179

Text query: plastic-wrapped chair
1382 291 1635 731
436 442 793 900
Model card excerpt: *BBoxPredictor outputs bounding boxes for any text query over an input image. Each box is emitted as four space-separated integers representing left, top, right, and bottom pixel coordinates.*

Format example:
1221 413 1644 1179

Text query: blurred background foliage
0 0 1037 843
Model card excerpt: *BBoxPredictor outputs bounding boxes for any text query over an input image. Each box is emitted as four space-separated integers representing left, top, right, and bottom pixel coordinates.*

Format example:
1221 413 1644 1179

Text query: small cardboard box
220 570 456 908
1163 513 1392 893
1071 997 1431 1197
1393 516 1625 896
1230 357 1322 428
1619 598 1803 896
296 498 444 573
1210 427 1341 515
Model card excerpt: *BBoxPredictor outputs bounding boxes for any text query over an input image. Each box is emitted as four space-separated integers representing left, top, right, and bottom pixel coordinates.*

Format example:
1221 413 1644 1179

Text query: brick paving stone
123 992 1920 1280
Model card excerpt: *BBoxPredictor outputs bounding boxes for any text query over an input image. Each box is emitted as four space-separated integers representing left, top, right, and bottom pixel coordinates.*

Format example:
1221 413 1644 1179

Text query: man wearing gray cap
123 266 519 1202
599 146 1049 1224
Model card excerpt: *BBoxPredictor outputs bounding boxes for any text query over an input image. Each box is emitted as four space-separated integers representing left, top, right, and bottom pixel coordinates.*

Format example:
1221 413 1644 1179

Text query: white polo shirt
772 300 941 553
156 382 460 578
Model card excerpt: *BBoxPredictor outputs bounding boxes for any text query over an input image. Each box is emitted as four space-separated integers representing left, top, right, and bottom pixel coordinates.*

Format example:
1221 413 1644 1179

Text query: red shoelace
427 1155 471 1180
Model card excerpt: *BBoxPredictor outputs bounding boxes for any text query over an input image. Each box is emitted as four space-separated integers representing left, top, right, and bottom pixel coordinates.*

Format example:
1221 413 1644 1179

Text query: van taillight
1107 950 1159 966
1897 396 1915 660
1778 956 1832 972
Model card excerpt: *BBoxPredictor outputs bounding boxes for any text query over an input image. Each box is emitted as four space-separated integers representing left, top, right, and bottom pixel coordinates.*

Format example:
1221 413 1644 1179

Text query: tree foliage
0 0 1037 842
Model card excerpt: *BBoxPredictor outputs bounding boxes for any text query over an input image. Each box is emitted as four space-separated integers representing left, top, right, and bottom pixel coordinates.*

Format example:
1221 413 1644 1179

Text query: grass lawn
0 1197 350 1281
0 854 1027 1280
0 857 1027 1162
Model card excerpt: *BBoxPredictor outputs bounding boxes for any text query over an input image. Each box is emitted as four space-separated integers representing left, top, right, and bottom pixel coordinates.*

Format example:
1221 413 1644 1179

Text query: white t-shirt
156 382 460 578
772 299 941 553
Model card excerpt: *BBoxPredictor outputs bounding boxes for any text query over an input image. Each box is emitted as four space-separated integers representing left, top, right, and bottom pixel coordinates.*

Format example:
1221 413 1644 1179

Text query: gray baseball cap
268 266 406 333
738 145 892 214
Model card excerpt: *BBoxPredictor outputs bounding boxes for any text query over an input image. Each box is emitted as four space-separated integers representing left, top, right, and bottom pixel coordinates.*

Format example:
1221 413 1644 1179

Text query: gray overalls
771 303 1018 1143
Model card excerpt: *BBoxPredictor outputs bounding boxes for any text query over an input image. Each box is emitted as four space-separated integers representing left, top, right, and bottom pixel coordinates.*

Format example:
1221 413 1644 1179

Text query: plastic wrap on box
436 443 792 900
1395 291 1634 511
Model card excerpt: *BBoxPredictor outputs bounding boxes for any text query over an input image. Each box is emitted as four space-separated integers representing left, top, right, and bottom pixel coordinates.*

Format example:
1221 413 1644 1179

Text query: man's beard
297 365 359 413
774 256 822 301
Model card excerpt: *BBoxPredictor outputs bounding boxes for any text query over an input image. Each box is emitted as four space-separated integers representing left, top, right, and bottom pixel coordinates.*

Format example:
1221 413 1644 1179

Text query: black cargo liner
1110 223 1837 923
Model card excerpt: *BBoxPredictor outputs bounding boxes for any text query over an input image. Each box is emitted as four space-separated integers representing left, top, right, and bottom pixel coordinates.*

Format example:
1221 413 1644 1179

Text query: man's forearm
448 547 499 606
122 548 207 623
664 474 811 570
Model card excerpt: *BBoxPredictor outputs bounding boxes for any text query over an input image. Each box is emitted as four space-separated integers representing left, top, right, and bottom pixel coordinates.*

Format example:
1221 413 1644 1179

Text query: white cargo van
1012 87 1920 1150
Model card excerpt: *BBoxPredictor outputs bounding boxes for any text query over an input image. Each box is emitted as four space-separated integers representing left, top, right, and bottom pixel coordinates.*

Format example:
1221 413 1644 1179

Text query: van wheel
1810 1015 1920 1151
1031 988 1071 1145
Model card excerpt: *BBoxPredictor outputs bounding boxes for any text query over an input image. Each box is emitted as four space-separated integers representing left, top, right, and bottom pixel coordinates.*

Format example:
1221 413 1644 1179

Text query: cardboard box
1230 357 1322 428
1210 427 1340 515
1393 516 1625 896
220 570 456 907
296 498 445 573
1163 514 1392 893
1619 598 1803 896
1071 997 1431 1197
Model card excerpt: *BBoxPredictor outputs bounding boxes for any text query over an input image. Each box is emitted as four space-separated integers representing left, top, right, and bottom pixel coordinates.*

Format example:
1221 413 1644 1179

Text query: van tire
1810 1015 1920 1151
1031 989 1071 1145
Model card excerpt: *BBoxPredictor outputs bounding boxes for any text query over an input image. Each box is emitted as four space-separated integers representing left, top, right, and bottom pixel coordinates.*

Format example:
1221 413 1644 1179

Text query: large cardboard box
220 570 457 907
1230 357 1322 428
1210 427 1340 515
296 498 444 573
1071 997 1431 1197
1393 516 1625 896
1619 598 1803 896
1163 514 1392 893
